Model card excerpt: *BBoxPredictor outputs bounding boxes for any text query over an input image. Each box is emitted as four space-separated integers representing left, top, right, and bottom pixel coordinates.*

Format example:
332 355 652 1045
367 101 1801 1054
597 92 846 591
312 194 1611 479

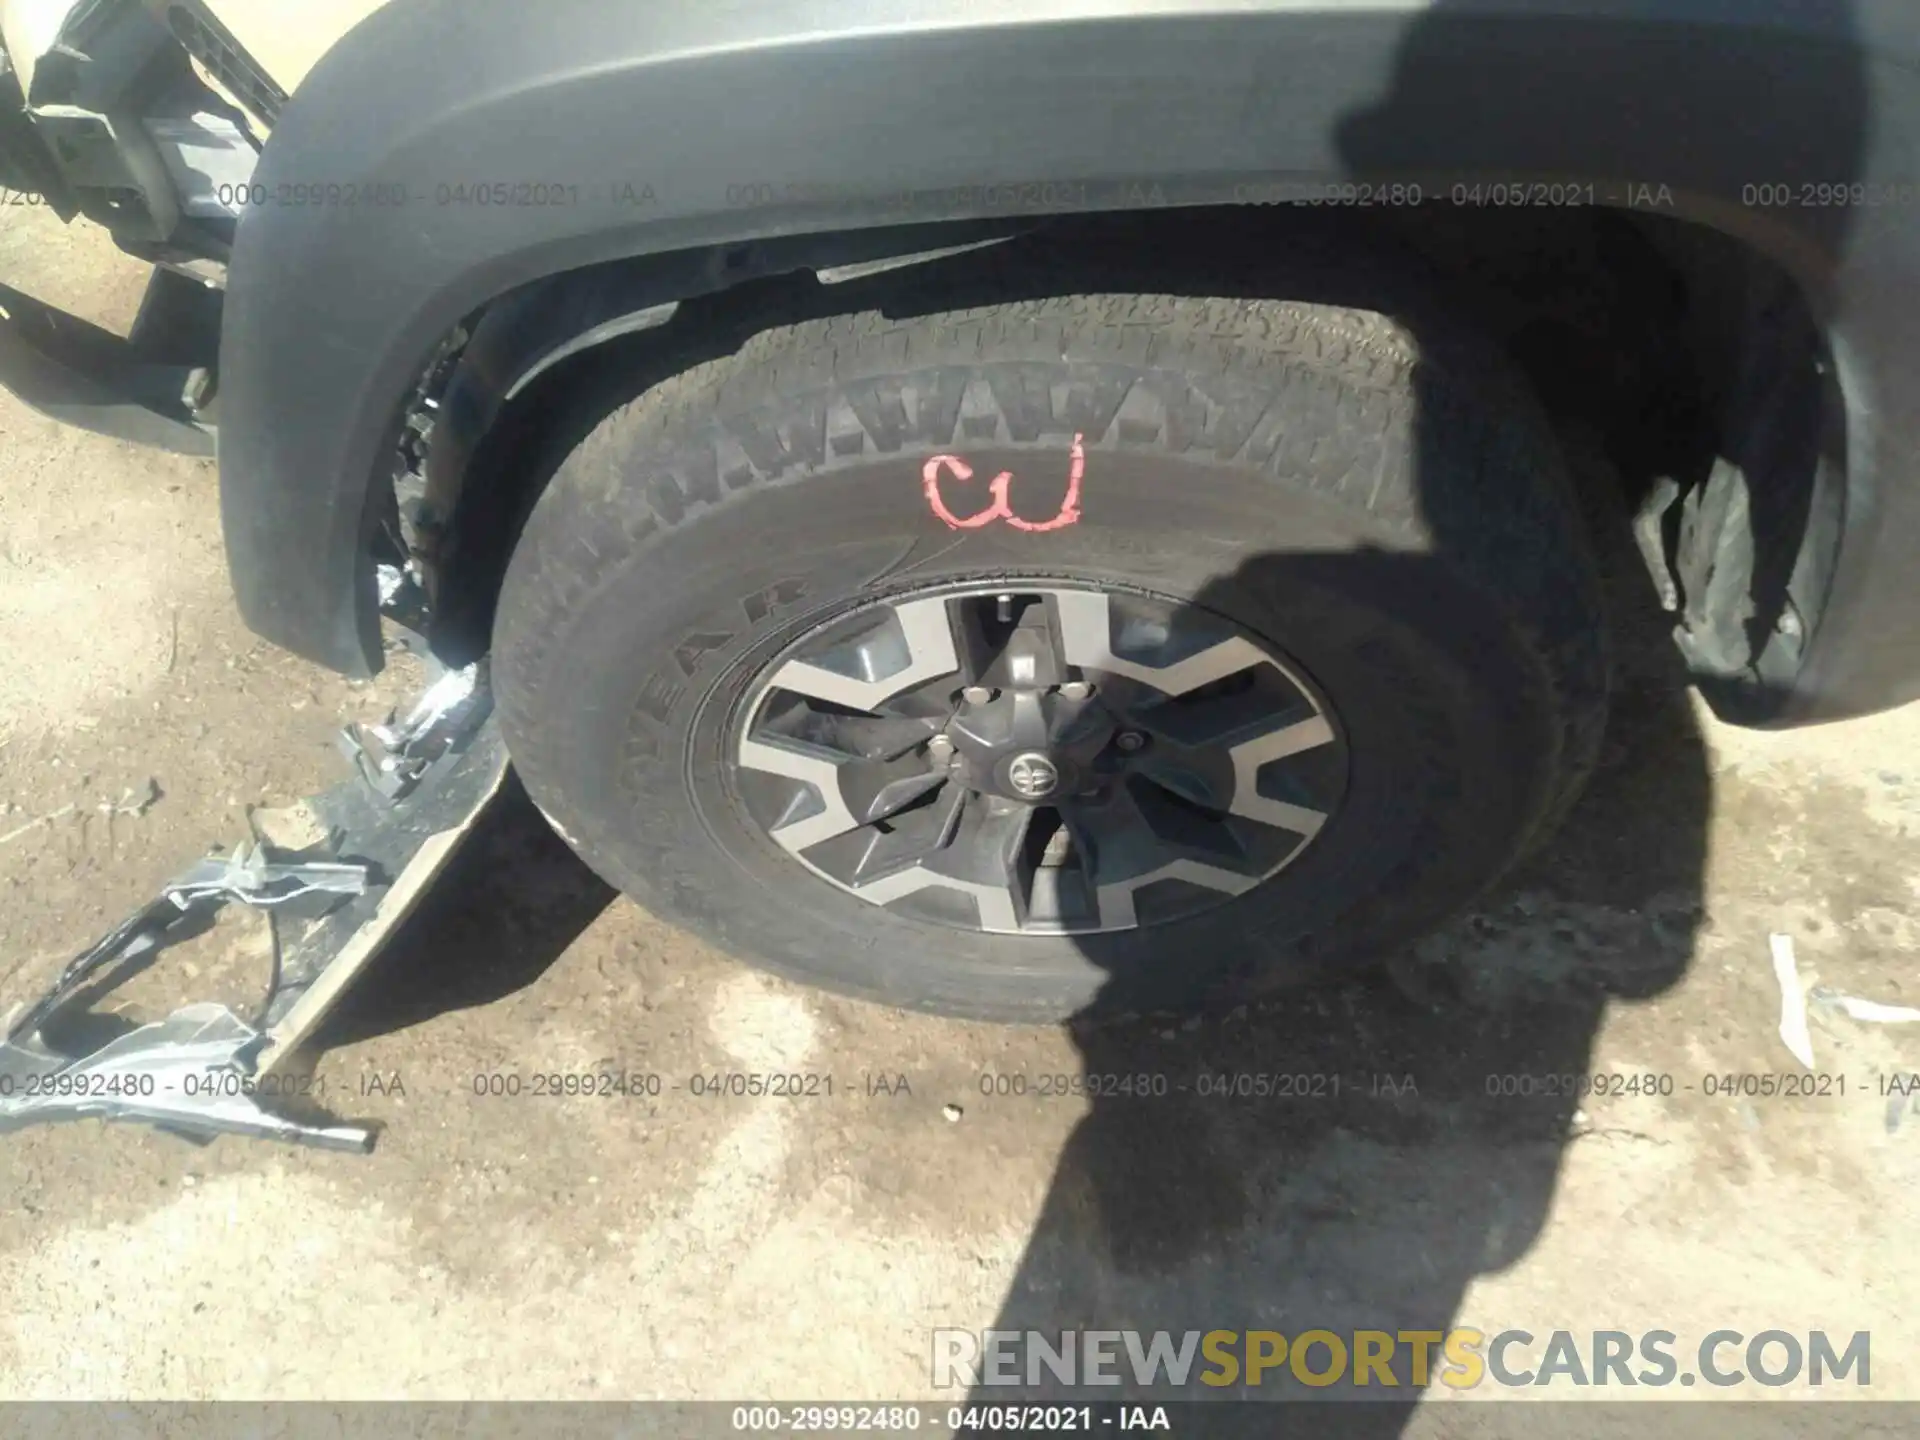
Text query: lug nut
961 685 994 705
1058 680 1092 701
1115 731 1147 753
927 734 954 759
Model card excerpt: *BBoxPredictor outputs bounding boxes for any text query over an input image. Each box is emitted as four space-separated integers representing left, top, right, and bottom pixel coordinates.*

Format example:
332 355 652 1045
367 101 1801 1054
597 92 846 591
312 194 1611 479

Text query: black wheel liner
214 0 1920 726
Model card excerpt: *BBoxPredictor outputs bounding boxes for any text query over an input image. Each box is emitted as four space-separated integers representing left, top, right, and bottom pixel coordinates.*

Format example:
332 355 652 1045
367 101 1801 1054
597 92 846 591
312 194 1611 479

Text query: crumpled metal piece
164 842 370 910
0 846 376 1151
0 1004 372 1153
0 659 507 1153
3 843 372 1053
339 659 488 799
375 561 431 637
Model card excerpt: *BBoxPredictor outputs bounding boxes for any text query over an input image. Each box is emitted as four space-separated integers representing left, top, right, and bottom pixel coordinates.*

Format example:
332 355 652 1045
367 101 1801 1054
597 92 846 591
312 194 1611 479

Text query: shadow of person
967 519 1703 1431
966 3 1862 1426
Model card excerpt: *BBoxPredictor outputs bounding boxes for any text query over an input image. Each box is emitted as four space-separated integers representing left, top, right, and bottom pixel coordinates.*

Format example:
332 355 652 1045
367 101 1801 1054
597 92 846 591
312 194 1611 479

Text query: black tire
493 288 1607 1021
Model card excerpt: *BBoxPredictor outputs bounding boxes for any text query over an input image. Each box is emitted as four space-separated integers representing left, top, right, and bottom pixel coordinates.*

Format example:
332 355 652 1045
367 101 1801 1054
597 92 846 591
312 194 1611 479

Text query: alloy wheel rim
729 582 1349 935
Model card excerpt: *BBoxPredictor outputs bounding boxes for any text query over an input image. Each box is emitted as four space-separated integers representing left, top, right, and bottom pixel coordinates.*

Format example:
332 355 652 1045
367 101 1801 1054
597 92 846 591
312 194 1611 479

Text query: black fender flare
218 0 1916 723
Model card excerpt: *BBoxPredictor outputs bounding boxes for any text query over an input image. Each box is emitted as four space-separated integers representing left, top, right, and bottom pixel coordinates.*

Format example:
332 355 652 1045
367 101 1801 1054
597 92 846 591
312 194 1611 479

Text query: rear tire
493 287 1607 1020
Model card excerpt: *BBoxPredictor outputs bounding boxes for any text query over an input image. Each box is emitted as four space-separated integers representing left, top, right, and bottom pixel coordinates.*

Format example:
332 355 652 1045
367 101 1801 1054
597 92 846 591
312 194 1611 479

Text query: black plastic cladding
218 0 1916 725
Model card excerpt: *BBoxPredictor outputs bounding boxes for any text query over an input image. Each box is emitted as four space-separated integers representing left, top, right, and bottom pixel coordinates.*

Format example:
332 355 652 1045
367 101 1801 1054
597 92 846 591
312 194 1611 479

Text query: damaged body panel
0 0 248 442
0 269 218 450
0 0 258 256
0 665 507 1152
0 1006 376 1151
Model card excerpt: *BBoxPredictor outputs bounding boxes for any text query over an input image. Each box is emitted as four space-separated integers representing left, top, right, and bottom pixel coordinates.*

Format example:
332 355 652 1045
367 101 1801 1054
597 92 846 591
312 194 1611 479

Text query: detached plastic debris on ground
1769 930 1920 1060
1813 989 1920 1026
1769 933 1819 1070
0 657 507 1153
1768 930 1920 1134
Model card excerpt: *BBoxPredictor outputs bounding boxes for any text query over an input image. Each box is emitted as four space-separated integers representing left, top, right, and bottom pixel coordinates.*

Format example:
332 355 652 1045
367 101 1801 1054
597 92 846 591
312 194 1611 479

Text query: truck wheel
492 291 1606 1020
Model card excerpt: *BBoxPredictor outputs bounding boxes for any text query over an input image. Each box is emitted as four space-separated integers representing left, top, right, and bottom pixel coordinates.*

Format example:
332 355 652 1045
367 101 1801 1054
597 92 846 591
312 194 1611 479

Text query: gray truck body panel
186 0 1920 719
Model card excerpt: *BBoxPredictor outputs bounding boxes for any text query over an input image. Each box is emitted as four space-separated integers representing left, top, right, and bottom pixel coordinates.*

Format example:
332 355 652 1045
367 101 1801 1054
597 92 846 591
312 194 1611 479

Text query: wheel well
418 203 1837 720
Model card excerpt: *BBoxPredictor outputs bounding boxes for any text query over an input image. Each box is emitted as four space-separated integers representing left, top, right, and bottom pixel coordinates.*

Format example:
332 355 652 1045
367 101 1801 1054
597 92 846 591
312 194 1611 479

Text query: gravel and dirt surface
0 205 1915 1416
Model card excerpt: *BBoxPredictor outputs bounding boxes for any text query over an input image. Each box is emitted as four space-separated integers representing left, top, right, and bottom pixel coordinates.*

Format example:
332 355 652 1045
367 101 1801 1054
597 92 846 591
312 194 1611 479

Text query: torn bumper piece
0 662 507 1153
0 275 220 455
0 1004 375 1151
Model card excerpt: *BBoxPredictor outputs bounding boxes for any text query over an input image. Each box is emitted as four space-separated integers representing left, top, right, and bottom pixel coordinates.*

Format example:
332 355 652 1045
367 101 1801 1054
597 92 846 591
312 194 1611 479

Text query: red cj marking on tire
922 433 1085 532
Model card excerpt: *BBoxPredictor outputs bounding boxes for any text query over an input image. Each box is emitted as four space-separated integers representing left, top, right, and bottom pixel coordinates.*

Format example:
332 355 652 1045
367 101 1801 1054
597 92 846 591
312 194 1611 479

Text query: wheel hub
1004 752 1061 801
729 582 1350 935
940 682 1117 805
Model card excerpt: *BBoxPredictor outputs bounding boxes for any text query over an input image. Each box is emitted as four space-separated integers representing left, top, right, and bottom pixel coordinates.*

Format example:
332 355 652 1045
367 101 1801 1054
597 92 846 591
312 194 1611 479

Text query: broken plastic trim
0 1005 375 1152
1 841 371 1048
0 660 507 1153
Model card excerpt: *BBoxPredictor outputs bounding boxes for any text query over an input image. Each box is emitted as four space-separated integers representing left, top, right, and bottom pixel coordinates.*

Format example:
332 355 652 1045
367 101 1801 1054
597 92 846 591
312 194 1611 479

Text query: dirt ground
0 205 1915 1417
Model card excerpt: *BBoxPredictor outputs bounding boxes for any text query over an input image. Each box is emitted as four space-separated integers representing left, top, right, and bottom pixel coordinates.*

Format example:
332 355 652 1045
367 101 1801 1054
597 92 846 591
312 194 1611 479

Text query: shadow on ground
319 773 615 1047
961 0 1862 1430
965 532 1706 1429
